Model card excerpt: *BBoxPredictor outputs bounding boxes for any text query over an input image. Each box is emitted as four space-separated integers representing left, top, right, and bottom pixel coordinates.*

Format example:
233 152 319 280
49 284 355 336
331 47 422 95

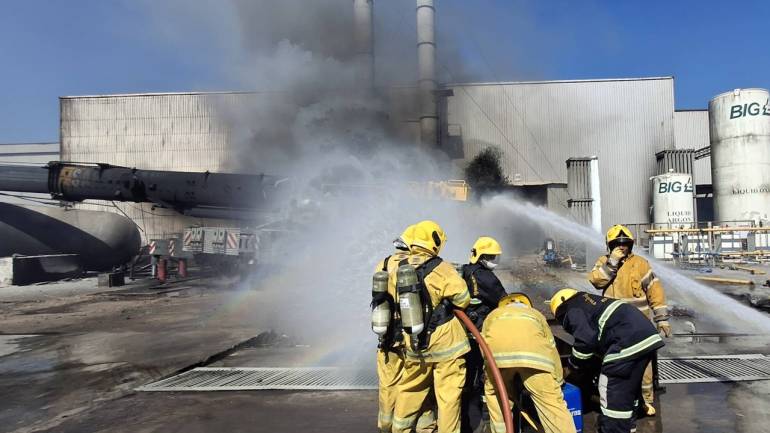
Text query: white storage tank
709 88 770 224
651 171 694 228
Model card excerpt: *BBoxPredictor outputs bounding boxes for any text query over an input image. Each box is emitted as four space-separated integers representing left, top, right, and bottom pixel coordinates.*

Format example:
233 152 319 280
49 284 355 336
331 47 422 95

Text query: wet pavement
1 265 769 433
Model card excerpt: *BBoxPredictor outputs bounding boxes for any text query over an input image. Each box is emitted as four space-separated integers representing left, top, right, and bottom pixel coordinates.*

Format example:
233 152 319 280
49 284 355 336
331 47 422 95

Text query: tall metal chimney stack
353 0 374 89
416 0 437 147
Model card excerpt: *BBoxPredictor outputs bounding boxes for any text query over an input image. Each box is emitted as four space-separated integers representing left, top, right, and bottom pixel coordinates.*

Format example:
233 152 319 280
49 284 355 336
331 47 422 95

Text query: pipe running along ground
454 310 514 433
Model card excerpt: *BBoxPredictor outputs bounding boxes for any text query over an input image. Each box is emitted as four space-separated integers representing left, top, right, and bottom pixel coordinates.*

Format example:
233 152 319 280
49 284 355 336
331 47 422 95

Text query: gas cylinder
396 264 424 335
371 271 390 335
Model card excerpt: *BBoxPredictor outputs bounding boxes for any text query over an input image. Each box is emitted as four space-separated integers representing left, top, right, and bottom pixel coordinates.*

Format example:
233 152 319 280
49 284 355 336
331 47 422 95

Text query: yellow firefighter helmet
410 220 447 256
393 224 416 251
605 224 634 249
498 292 532 308
547 288 579 316
469 236 502 264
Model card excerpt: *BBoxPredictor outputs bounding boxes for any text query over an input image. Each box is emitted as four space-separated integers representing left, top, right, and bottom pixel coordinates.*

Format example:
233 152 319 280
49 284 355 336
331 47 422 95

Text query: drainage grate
658 354 770 384
137 367 378 392
137 355 770 391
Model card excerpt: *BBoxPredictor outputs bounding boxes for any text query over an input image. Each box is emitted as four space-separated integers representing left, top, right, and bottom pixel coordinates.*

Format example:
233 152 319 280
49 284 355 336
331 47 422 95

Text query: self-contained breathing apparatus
395 257 455 352
371 257 403 352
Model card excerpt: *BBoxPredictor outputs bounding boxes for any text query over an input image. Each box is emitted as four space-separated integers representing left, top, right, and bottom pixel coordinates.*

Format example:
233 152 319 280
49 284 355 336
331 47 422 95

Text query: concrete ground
1 261 769 433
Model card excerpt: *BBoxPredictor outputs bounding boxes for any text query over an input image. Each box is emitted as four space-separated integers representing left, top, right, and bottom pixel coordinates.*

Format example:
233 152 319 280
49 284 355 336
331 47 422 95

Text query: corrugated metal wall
673 110 711 185
656 149 695 175
0 142 60 206
59 93 260 240
446 77 676 229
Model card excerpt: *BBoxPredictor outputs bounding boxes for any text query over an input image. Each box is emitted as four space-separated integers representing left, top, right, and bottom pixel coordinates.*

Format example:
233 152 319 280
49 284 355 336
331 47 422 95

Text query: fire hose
453 309 514 433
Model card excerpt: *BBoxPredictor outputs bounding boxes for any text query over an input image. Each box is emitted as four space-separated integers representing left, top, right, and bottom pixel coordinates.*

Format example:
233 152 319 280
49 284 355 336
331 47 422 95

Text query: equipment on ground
543 238 560 266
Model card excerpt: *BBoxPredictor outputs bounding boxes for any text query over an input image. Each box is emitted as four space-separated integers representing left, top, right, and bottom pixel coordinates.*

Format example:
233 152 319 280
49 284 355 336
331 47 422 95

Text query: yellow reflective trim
572 348 594 360
603 334 663 363
492 352 555 369
392 415 417 428
601 407 634 419
598 300 623 339
406 340 469 361
453 290 471 304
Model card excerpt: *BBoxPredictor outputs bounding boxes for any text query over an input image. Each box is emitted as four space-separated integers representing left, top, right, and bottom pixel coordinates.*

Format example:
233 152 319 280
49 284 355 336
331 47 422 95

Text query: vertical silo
651 171 694 229
710 88 770 224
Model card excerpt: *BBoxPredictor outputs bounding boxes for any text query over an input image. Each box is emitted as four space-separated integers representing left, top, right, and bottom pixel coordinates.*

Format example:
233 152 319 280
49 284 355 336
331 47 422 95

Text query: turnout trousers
484 367 576 433
377 349 436 433
598 354 653 433
460 339 485 433
393 356 466 433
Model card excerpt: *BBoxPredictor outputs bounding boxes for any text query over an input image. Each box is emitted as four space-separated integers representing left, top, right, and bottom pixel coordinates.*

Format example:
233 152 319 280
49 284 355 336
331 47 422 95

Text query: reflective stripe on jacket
558 292 664 368
589 254 669 321
404 252 471 362
482 303 563 384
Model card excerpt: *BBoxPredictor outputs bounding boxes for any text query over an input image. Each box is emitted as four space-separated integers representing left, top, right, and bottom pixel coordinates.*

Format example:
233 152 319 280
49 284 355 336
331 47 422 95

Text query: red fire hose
454 310 514 433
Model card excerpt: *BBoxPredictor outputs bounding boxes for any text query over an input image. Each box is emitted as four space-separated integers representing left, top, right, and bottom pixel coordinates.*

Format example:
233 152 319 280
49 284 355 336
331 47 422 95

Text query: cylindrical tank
0 203 141 270
710 88 770 223
651 172 694 229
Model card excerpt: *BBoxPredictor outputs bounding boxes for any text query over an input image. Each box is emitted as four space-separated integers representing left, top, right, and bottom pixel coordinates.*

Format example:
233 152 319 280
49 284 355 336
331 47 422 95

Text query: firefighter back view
550 289 665 433
589 225 671 416
482 293 576 433
372 225 436 433
460 236 507 433
392 220 471 433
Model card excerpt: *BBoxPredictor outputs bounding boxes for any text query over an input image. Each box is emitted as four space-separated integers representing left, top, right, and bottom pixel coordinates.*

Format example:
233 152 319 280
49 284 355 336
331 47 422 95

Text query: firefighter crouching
372 225 436 433
392 220 471 433
460 236 508 433
482 293 577 433
589 224 671 416
550 289 664 433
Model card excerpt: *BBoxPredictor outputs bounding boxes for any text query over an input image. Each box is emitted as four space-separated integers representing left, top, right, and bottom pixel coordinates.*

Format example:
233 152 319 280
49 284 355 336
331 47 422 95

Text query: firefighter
373 225 436 433
392 220 471 433
482 293 576 433
589 224 671 416
549 289 665 433
460 236 508 433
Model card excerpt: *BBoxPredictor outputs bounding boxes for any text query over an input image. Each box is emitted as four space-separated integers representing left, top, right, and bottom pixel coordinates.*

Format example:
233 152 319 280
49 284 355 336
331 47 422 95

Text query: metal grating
658 354 770 384
137 355 770 392
137 367 378 392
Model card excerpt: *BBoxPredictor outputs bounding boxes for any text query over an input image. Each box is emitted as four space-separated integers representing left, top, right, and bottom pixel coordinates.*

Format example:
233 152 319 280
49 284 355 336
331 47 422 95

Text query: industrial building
56 76 708 239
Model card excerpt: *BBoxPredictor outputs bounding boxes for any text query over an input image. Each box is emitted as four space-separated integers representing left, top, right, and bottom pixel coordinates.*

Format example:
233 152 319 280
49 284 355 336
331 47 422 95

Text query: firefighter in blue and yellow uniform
589 224 671 416
460 236 507 433
549 289 664 433
482 293 576 433
373 225 436 433
392 220 471 433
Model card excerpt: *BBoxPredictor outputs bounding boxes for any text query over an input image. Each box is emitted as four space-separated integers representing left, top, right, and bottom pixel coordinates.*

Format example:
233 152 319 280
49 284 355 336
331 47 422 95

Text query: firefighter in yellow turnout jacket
373 226 436 433
589 225 670 416
393 221 471 433
482 294 576 433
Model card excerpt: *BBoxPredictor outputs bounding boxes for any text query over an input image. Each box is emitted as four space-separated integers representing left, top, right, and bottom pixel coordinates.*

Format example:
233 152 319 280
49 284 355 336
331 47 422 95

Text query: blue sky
0 0 768 143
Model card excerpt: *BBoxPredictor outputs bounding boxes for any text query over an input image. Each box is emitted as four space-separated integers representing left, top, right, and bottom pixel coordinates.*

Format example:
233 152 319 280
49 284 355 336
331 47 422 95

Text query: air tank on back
709 88 770 224
651 172 694 229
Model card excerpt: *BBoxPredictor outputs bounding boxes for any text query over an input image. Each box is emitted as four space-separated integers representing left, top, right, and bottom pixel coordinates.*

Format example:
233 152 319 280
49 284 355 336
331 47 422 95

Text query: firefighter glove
608 247 625 267
657 320 672 338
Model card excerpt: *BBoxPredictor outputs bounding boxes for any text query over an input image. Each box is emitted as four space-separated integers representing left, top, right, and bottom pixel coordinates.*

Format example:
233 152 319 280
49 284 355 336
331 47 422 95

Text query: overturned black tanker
0 162 289 271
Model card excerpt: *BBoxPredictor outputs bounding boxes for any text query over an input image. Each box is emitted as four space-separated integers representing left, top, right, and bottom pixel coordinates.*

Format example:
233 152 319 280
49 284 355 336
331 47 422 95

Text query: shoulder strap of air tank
417 256 443 278
382 255 392 272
